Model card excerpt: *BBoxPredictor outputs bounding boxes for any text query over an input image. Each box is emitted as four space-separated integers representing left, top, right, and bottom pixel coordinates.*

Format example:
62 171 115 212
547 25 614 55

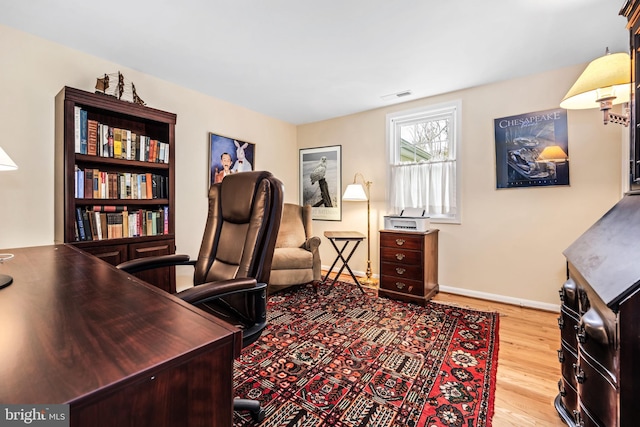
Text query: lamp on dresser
342 173 376 286
0 145 18 289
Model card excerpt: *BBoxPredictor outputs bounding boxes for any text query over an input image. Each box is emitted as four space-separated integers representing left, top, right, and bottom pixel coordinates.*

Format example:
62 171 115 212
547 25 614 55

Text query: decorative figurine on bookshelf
95 72 146 106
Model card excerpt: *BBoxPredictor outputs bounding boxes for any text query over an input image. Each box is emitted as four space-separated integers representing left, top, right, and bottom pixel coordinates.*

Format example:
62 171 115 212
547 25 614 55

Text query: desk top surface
0 244 240 405
324 231 365 240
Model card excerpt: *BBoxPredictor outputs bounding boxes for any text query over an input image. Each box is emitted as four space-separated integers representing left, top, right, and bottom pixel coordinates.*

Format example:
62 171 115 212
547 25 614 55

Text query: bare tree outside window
399 118 451 163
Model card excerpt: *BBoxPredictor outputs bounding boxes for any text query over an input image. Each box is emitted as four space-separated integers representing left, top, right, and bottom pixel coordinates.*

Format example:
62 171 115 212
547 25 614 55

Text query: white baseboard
322 264 560 313
438 284 560 313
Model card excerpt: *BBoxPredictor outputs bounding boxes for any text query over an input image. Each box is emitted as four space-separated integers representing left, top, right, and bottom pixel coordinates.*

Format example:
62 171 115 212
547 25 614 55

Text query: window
386 100 461 223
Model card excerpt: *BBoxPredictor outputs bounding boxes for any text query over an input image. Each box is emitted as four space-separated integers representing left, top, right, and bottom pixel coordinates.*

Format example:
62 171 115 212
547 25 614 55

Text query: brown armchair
117 171 284 422
268 203 321 294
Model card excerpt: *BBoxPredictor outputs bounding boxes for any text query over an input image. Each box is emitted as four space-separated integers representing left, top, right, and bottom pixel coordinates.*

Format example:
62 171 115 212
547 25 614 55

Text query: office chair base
234 398 265 422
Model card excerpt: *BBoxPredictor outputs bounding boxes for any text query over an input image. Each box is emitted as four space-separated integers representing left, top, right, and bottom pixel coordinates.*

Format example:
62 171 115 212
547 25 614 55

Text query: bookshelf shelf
55 86 177 293
75 154 171 170
75 198 170 205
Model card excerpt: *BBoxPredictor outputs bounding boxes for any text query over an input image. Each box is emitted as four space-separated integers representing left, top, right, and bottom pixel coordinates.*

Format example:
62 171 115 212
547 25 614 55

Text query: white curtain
390 160 456 216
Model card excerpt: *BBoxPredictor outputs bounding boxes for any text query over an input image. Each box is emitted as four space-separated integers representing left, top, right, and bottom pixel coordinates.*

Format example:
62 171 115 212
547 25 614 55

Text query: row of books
75 206 169 241
75 167 168 200
74 106 169 163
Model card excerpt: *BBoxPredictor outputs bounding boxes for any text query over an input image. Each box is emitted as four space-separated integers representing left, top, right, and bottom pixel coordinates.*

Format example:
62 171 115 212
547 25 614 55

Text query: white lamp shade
560 52 631 110
342 183 367 201
0 146 18 171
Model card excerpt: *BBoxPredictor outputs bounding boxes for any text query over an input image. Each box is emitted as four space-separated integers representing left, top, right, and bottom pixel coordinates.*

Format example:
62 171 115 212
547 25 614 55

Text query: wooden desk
0 245 241 427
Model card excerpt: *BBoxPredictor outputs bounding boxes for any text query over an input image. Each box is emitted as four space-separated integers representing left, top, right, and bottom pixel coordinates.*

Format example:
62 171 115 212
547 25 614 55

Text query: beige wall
298 65 624 309
0 24 625 308
0 25 298 285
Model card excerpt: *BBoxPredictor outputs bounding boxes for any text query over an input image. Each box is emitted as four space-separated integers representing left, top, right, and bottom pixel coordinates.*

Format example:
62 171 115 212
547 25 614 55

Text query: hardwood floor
432 292 564 426
328 274 565 426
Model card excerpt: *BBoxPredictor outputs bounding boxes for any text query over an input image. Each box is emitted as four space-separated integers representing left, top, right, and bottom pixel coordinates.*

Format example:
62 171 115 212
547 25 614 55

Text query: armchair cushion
275 208 306 249
272 247 313 270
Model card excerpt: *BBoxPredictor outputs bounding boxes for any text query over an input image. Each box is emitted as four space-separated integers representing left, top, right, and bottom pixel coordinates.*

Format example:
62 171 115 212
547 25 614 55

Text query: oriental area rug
233 281 499 427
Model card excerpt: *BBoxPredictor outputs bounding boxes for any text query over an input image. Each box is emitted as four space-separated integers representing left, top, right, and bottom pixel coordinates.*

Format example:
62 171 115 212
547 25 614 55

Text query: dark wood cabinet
54 87 177 293
622 1 640 192
555 194 640 427
378 229 438 305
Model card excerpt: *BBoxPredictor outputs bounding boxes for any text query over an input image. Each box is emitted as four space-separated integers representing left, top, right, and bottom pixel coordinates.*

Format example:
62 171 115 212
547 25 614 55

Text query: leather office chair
117 170 284 422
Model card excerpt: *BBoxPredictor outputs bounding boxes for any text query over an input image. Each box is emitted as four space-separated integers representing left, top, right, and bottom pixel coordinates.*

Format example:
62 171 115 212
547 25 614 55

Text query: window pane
397 116 452 164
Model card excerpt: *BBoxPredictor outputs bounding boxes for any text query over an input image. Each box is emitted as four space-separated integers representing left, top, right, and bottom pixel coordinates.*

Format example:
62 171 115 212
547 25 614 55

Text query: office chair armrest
176 278 264 305
116 254 194 274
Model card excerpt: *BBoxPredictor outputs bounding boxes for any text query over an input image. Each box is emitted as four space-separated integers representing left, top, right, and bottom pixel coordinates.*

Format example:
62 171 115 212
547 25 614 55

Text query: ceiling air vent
381 90 413 101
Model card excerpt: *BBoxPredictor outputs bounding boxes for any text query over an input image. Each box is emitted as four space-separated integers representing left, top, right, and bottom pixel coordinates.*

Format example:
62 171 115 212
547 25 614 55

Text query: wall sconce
0 145 18 289
560 49 631 126
342 173 375 286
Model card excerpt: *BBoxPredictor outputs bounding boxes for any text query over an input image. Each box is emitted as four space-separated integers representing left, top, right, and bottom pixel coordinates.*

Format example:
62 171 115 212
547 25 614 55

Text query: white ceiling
1 0 630 125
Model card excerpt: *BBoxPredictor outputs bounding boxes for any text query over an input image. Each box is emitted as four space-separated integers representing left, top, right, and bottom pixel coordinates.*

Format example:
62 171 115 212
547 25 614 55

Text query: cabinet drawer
557 376 578 419
81 244 128 266
380 275 424 296
577 353 617 427
129 239 176 293
579 308 616 380
559 305 579 351
559 341 578 391
380 247 422 264
380 232 423 250
380 262 422 279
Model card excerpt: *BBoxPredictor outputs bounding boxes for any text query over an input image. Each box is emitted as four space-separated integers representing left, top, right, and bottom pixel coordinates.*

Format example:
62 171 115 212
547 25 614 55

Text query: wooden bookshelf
55 86 177 293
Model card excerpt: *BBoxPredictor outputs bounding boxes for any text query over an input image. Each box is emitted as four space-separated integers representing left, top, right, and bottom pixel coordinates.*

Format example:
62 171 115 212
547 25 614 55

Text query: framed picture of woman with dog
209 132 255 187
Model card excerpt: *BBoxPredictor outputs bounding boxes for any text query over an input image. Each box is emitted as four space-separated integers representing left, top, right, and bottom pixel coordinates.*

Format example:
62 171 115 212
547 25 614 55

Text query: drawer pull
572 410 584 427
557 316 564 329
557 379 566 397
557 349 565 363
395 267 406 275
395 253 405 261
575 325 586 343
573 363 585 384
395 282 406 290
395 239 405 246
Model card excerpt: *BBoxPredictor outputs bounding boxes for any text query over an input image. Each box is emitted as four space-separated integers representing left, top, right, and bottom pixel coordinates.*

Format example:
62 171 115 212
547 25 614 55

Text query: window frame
386 100 462 224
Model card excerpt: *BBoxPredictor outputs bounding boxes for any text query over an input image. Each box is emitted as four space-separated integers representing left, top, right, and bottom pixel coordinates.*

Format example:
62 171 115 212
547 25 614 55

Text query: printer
383 207 430 232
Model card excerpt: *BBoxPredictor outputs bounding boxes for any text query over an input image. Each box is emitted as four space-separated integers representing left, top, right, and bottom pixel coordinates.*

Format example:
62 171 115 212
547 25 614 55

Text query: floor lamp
0 146 18 289
342 173 376 286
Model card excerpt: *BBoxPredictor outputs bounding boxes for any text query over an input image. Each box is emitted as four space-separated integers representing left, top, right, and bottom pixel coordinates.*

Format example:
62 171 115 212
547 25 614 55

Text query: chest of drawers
378 229 438 305
555 194 640 427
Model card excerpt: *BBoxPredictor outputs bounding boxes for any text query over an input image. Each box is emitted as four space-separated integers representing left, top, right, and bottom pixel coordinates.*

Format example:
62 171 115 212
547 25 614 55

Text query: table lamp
0 145 18 289
537 145 568 162
342 173 376 286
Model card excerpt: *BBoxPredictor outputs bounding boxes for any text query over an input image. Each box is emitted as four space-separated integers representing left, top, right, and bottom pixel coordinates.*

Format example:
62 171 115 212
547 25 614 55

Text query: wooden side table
379 229 439 305
321 231 367 295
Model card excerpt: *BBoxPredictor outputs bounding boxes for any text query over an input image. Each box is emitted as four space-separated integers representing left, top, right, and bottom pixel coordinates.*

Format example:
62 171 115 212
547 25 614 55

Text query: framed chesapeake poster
494 108 569 189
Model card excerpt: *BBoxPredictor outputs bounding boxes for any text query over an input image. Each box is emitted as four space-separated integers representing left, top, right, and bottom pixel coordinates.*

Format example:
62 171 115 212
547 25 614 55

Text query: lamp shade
560 52 631 110
342 183 367 201
537 145 568 162
0 146 18 171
